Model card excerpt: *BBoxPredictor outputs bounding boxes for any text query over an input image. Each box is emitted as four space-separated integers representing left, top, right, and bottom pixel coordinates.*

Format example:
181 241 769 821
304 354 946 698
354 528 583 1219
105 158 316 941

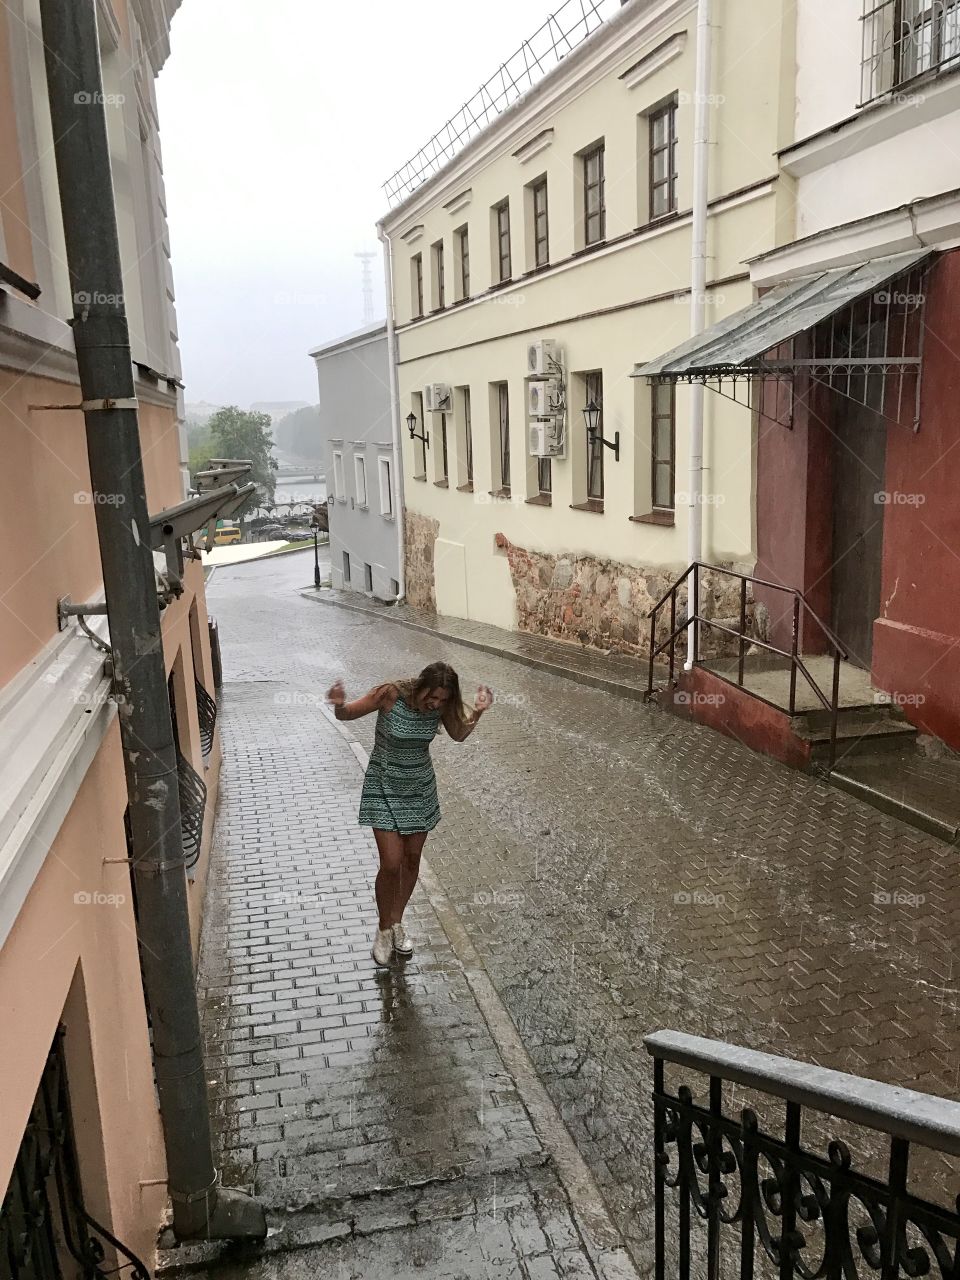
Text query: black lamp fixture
583 399 619 462
407 410 430 449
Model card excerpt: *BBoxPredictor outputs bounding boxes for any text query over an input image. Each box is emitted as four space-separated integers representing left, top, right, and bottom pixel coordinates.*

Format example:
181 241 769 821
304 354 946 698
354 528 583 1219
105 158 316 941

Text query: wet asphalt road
205 549 960 1262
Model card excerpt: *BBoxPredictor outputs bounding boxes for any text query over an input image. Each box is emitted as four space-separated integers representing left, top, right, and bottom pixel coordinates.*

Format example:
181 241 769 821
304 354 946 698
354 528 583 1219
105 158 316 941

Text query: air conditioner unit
528 380 560 419
526 338 561 378
424 383 452 413
528 421 564 458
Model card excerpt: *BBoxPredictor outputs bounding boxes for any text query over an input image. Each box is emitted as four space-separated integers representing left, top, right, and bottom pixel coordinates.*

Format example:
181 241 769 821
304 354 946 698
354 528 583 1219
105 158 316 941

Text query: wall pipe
686 0 713 670
378 223 407 600
37 0 265 1242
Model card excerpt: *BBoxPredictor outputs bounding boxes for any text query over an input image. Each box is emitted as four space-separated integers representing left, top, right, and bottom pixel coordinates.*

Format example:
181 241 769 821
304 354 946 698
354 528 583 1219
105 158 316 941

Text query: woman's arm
326 680 393 722
442 685 493 741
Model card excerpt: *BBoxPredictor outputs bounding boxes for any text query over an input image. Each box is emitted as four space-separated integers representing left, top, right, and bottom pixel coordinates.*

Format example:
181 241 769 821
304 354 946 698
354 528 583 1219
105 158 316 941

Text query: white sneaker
392 922 414 957
371 928 393 967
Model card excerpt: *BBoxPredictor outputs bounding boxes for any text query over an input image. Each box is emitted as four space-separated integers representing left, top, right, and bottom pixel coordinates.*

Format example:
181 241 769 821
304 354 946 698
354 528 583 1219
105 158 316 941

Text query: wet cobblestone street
181 552 960 1276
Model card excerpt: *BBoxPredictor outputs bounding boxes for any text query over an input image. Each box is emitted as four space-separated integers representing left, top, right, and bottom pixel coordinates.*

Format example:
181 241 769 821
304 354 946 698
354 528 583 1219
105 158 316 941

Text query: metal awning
633 249 932 382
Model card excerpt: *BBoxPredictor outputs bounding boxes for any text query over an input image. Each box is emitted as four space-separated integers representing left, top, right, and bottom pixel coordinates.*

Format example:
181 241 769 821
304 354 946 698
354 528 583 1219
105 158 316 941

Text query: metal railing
0 1026 151 1280
647 563 848 770
861 0 960 105
195 677 217 758
645 1029 960 1280
177 751 207 870
382 0 619 206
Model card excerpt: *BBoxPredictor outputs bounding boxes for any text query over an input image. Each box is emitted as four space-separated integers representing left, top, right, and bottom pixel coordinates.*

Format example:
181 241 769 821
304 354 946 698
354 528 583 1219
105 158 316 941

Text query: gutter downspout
38 0 264 1242
378 222 407 601
686 0 713 671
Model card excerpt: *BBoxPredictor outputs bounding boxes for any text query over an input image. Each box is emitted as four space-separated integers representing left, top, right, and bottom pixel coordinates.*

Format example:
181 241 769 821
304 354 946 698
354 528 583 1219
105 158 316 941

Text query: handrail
644 1028 960 1280
646 562 847 770
645 1029 960 1155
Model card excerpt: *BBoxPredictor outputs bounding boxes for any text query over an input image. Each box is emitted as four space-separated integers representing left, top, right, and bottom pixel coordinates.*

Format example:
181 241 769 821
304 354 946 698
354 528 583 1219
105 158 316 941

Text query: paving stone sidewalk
303 587 651 700
159 675 638 1280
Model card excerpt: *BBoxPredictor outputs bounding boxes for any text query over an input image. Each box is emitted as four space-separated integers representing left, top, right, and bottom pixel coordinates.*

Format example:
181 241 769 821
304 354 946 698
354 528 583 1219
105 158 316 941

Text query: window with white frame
379 456 393 516
333 450 345 499
354 454 367 507
860 0 960 102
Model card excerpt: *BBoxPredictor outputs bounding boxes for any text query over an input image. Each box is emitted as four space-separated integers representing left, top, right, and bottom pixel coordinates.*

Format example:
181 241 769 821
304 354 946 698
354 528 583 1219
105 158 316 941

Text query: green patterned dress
358 696 443 834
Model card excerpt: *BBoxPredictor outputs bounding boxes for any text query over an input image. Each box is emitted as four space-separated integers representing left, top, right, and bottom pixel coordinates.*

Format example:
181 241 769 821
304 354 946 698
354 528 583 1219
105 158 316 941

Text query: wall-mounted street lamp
583 399 618 462
407 411 430 449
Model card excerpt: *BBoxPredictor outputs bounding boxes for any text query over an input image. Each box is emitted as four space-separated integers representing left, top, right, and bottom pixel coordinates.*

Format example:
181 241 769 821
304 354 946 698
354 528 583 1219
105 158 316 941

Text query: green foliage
272 405 322 460
195 405 279 510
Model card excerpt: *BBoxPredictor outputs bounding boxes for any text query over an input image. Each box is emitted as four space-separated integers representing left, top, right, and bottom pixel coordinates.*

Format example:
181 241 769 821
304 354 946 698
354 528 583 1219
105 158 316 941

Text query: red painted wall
872 251 960 748
668 668 812 770
755 365 834 655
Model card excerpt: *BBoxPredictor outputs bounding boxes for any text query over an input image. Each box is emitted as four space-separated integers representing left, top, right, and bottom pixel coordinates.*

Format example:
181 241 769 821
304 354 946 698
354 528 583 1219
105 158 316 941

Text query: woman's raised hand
475 684 494 713
326 680 346 707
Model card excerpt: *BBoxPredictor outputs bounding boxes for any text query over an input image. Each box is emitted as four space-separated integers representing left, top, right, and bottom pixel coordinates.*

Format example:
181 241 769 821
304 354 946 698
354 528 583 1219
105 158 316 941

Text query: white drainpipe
378 222 406 601
686 0 713 670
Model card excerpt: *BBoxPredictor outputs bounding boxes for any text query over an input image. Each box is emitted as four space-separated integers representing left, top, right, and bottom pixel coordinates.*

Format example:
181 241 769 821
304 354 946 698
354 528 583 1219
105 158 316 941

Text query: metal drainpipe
37 0 264 1242
378 222 407 600
685 0 713 671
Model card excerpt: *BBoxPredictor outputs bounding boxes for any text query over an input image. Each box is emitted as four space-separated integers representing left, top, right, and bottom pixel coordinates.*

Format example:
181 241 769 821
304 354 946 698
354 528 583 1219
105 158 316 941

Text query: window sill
380 512 395 521
336 497 348 504
456 481 474 493
525 493 552 507
356 504 369 512
631 509 675 526
413 474 427 482
433 479 449 488
489 487 512 499
570 499 604 514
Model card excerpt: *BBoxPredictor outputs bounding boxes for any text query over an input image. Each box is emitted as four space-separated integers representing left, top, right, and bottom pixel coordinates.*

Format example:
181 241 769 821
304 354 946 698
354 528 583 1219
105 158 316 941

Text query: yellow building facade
380 0 796 649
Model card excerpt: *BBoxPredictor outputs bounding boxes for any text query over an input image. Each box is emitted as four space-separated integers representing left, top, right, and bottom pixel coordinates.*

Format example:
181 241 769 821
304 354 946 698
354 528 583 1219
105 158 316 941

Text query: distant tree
273 405 322 460
193 405 279 509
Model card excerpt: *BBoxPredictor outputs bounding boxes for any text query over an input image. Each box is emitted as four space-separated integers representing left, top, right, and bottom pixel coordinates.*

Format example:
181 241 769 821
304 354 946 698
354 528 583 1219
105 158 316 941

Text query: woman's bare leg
372 829 405 929
396 832 428 921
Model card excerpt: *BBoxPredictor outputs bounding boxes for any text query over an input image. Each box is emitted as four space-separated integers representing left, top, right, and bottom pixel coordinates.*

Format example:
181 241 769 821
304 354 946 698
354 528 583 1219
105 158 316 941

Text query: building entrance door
830 392 888 670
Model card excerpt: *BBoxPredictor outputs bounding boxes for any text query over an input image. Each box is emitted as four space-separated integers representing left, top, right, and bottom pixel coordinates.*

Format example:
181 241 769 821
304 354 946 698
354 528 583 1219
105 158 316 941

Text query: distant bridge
274 463 325 482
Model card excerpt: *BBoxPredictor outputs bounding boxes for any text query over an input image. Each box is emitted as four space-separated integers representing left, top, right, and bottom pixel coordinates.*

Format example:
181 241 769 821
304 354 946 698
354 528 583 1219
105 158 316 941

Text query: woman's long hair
380 662 473 733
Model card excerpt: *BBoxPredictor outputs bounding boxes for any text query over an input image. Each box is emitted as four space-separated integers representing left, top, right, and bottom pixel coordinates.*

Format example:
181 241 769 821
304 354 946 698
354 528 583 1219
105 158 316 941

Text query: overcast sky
156 0 564 409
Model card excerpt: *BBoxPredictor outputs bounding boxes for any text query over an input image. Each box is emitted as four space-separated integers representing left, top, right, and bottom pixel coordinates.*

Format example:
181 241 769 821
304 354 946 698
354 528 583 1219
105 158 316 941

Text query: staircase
648 563 959 844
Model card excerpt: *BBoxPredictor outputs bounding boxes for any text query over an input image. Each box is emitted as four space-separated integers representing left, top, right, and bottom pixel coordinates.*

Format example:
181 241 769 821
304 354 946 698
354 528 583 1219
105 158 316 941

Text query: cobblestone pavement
165 551 637 1280
186 552 960 1271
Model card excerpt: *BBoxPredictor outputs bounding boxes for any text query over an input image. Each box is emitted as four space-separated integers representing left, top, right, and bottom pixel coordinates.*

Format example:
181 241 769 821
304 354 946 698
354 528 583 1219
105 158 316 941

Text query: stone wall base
494 533 758 658
403 509 439 613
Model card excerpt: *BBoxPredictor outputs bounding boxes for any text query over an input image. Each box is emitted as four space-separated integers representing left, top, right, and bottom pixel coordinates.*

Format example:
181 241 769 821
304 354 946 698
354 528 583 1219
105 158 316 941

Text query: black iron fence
861 0 960 104
0 1026 150 1280
646 1030 960 1280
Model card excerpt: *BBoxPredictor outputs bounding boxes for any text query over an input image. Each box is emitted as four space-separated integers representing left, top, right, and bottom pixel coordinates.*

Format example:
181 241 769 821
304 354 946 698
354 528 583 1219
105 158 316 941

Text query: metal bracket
29 397 139 412
58 594 109 630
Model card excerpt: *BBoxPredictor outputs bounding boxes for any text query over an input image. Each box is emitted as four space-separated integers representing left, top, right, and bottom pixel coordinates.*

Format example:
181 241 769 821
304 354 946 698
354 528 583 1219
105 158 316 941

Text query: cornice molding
443 188 473 215
513 128 555 165
381 0 697 237
618 30 687 90
0 614 116 950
